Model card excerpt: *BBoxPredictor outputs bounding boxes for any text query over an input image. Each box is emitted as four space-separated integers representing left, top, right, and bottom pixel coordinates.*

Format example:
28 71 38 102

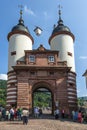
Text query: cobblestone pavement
0 118 87 130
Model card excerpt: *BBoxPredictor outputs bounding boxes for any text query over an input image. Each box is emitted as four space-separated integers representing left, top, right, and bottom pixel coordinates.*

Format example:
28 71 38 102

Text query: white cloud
0 74 7 80
24 5 35 16
43 11 50 20
79 56 87 59
82 94 87 97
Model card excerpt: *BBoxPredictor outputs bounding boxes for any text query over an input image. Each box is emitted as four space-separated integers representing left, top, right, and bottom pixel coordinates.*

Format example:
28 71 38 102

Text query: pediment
37 44 46 51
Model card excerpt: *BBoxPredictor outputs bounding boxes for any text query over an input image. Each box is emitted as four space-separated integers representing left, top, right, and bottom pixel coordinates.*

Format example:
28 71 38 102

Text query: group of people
34 107 42 118
54 107 86 123
54 108 65 119
0 106 87 124
72 110 84 123
0 107 22 121
0 106 29 125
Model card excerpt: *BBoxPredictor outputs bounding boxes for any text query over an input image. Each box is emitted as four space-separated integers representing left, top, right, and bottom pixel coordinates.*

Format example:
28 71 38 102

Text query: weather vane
58 5 62 20
18 5 24 18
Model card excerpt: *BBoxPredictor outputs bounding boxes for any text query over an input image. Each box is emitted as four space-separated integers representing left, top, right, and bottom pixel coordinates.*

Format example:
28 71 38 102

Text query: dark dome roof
12 24 29 33
52 19 71 35
49 9 75 43
11 18 29 33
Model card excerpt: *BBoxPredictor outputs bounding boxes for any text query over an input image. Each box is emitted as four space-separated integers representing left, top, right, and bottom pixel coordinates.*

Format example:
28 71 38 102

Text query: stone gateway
7 8 78 114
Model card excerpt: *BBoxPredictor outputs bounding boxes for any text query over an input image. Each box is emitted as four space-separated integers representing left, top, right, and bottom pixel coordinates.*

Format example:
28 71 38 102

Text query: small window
48 56 54 62
11 51 16 56
30 71 35 75
49 72 54 75
29 55 35 62
67 52 72 57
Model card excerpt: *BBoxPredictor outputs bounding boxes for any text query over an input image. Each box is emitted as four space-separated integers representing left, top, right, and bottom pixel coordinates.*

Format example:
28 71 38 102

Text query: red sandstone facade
7 45 77 114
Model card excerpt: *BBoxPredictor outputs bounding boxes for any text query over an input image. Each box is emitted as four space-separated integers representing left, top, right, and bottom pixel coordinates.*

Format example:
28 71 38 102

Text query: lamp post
83 70 87 88
34 26 43 36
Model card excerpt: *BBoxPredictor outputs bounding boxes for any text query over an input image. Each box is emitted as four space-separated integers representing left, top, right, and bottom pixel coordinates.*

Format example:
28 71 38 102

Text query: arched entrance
32 82 54 115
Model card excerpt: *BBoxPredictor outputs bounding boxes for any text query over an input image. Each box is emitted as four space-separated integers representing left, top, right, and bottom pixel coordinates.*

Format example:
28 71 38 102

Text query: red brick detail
49 31 75 44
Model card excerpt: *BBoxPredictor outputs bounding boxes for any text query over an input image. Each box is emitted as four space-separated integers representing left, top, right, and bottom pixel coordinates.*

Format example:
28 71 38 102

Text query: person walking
61 109 65 118
54 108 60 119
0 110 2 121
22 108 29 125
78 110 82 123
72 110 75 121
10 107 14 121
34 107 39 118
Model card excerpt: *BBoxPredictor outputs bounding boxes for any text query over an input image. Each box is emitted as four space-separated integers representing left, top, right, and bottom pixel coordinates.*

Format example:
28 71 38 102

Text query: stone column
17 78 29 109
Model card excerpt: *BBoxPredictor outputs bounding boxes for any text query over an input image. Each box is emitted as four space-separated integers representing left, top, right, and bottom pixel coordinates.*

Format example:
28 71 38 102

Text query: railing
16 60 67 67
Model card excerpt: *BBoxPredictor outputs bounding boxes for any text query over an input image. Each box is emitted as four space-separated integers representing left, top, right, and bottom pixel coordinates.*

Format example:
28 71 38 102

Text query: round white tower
49 9 75 72
7 9 34 107
7 10 34 72
49 8 77 111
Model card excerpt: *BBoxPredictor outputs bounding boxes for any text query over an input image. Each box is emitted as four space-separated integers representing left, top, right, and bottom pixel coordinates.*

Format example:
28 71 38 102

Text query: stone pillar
17 78 29 109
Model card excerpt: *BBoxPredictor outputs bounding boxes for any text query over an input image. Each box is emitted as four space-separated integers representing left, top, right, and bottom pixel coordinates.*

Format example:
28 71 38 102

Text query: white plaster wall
7 95 17 99
8 34 33 71
7 88 17 91
7 92 17 95
50 34 75 72
7 100 16 103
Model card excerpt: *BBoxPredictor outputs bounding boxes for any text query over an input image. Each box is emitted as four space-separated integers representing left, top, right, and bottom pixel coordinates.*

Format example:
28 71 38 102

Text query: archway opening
33 87 53 115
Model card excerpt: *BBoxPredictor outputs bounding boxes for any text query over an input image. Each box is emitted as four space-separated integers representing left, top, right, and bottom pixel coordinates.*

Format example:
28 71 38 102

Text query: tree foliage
33 92 52 108
0 80 7 106
78 98 84 107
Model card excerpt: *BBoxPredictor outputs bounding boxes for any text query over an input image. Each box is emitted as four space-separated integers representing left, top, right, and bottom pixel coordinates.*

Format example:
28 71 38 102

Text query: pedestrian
78 110 82 123
17 107 22 120
54 108 60 119
10 107 14 121
22 108 29 125
74 110 78 122
72 110 75 121
2 108 6 120
39 108 42 117
0 110 2 121
6 109 9 121
61 109 65 118
34 107 39 118
8 112 10 120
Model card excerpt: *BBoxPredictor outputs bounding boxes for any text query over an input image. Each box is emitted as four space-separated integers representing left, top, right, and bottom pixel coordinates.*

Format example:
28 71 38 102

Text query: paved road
0 117 87 130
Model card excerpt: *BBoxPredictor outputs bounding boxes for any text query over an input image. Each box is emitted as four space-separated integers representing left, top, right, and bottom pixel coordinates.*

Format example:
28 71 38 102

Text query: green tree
33 92 52 108
78 98 84 107
0 80 7 107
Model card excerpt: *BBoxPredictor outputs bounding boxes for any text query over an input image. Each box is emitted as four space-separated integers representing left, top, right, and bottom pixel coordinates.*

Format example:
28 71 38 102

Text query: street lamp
83 70 87 88
34 26 43 36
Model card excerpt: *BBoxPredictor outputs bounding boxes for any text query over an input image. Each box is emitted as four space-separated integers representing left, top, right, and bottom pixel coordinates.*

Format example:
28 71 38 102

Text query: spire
59 5 62 20
58 5 63 26
18 5 24 25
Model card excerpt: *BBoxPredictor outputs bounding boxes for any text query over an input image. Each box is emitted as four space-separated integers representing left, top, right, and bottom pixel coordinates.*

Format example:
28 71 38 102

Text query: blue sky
0 0 87 97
